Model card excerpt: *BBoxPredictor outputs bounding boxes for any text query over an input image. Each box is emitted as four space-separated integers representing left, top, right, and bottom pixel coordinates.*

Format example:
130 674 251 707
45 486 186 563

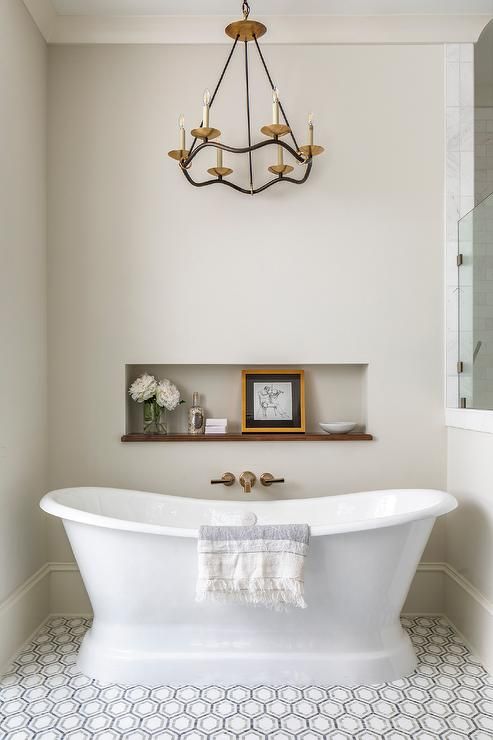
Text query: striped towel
196 524 310 609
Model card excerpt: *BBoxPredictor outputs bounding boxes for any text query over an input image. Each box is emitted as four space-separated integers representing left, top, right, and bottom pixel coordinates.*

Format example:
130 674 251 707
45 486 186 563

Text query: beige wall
0 0 47 601
474 21 493 207
47 43 446 563
475 20 493 108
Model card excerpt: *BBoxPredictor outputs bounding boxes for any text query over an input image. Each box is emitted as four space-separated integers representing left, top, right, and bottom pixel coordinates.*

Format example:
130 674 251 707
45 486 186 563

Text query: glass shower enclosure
458 192 493 408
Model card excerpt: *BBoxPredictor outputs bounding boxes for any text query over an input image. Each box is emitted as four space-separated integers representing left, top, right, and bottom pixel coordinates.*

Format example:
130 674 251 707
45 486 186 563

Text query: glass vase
143 399 167 434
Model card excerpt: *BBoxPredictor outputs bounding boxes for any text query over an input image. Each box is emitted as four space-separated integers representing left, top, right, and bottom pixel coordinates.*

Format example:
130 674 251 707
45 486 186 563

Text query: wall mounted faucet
210 472 235 486
211 471 285 491
239 471 256 493
260 473 285 487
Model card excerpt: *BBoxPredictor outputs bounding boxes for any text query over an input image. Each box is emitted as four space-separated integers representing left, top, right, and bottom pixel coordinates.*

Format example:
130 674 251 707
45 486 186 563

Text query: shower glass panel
458 193 493 409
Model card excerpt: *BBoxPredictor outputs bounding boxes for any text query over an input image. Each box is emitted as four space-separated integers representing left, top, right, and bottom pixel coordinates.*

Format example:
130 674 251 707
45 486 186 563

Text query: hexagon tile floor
1 616 493 740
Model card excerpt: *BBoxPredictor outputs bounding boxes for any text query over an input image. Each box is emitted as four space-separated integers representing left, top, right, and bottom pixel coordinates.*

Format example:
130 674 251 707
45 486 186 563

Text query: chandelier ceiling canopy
168 1 324 196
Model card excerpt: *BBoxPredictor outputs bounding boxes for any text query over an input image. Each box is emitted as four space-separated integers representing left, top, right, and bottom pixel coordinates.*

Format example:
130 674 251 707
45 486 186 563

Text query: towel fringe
196 578 307 611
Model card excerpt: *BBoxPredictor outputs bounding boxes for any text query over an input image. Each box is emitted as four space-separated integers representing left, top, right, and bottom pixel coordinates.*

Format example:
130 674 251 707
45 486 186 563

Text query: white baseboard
2 561 492 675
0 562 90 674
404 563 445 614
0 565 50 673
410 561 493 673
15 561 479 619
443 562 493 674
48 561 448 617
48 562 91 614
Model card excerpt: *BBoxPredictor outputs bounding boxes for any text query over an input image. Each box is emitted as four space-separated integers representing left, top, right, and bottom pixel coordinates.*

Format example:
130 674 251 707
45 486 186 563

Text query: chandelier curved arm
180 156 312 195
182 137 308 167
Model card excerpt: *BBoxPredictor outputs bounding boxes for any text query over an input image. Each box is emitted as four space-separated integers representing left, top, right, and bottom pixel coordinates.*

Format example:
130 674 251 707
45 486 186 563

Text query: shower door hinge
457 361 464 374
457 253 463 267
460 397 467 408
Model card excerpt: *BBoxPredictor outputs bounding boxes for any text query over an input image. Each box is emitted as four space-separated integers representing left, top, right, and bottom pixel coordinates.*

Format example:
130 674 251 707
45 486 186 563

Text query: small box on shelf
205 418 228 435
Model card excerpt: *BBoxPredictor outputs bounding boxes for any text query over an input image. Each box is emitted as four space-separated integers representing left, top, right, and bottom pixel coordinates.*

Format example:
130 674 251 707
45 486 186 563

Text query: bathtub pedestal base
77 625 417 686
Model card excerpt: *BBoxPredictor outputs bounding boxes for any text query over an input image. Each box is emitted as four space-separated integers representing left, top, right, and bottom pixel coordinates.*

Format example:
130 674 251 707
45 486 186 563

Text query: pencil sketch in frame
253 382 293 421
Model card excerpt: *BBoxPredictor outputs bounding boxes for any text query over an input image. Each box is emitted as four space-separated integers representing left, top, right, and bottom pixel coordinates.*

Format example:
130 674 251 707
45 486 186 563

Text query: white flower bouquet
129 373 185 434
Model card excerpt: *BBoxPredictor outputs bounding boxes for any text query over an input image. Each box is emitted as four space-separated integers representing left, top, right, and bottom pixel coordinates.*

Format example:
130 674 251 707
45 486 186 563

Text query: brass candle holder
190 127 221 141
207 166 233 177
268 163 294 175
299 144 325 157
260 124 291 138
167 149 190 161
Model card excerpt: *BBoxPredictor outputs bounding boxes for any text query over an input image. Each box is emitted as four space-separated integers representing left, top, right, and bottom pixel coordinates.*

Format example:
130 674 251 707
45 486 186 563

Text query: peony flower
155 379 181 411
129 373 157 403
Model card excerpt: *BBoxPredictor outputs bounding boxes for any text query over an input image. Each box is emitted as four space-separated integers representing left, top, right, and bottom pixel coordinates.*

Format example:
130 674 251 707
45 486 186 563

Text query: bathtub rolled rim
40 487 458 539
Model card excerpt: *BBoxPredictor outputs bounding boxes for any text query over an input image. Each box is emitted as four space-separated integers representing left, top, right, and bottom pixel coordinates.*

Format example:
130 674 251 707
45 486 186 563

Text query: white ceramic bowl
319 422 356 435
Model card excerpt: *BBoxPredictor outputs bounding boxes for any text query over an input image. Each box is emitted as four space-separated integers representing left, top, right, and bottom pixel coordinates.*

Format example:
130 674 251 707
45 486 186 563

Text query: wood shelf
121 433 373 442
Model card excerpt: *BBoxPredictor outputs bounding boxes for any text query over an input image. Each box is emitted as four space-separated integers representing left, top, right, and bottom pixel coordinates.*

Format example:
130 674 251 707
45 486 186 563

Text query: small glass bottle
188 392 205 435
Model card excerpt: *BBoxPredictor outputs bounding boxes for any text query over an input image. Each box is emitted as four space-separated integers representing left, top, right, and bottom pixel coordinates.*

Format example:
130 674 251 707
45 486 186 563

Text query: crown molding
22 0 58 42
21 5 493 45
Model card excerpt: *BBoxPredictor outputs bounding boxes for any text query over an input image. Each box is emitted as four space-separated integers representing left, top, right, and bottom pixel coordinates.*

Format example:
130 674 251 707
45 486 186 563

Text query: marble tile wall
474 106 493 411
445 44 475 408
475 107 493 204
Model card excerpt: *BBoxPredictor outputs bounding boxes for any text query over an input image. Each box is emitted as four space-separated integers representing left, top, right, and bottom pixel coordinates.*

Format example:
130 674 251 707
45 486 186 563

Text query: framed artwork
242 369 305 433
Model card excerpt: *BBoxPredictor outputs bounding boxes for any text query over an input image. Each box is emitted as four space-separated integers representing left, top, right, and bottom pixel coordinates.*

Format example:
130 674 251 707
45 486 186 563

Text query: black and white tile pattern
1 616 493 739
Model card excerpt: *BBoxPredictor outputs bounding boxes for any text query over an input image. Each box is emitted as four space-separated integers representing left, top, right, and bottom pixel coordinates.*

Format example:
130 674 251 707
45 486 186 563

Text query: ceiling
51 0 493 16
23 0 493 43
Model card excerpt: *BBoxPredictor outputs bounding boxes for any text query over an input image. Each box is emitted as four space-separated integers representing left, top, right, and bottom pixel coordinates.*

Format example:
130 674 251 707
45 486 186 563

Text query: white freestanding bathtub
40 487 457 686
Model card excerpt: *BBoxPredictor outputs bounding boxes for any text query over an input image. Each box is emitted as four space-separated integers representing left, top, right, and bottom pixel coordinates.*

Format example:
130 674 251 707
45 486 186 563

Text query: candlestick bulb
277 144 283 166
272 86 280 125
202 89 211 128
308 112 314 146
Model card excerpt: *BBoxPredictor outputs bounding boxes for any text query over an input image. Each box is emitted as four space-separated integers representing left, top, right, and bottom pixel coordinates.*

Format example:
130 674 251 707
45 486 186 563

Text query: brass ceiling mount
225 0 267 42
167 0 324 196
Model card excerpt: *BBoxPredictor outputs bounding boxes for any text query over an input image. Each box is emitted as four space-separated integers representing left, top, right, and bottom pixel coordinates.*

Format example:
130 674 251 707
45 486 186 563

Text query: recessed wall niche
124 364 369 437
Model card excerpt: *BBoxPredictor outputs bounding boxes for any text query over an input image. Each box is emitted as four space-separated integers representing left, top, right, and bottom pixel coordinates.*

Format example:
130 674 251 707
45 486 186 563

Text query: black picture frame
242 369 305 433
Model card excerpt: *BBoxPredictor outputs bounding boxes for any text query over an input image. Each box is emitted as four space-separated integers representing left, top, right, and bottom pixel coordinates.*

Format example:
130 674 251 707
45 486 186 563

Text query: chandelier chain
244 40 254 193
187 33 240 159
242 1 250 20
253 35 300 153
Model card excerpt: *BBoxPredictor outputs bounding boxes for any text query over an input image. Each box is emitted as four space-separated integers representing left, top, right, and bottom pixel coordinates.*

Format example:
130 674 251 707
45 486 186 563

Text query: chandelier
167 1 324 196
